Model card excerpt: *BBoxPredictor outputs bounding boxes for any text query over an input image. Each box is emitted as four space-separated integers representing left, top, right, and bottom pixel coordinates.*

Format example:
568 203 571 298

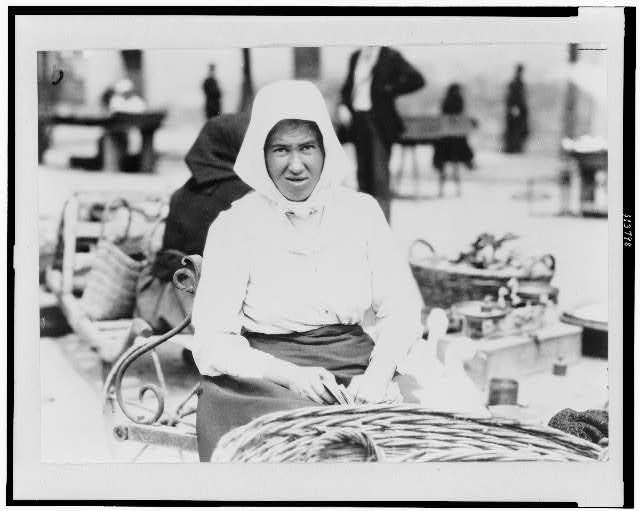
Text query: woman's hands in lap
284 366 338 405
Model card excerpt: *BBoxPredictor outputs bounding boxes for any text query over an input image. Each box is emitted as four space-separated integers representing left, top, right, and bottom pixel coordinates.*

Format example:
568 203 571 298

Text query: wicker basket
79 199 149 321
210 404 605 463
408 239 555 316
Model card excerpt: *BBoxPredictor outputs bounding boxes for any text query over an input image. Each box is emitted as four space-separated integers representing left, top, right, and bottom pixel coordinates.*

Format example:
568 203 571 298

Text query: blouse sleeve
191 210 278 379
365 197 424 368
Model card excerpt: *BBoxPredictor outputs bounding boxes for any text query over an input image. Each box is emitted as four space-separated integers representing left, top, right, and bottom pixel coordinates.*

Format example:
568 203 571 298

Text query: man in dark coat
135 113 252 334
202 64 222 119
503 64 529 153
340 46 425 221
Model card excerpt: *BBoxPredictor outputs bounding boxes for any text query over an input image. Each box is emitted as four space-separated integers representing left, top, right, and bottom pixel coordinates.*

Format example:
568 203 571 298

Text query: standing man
503 63 529 153
339 46 425 221
203 63 222 119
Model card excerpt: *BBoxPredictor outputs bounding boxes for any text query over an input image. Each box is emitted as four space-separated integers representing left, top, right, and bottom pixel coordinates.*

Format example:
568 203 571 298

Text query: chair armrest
173 254 203 294
105 255 202 425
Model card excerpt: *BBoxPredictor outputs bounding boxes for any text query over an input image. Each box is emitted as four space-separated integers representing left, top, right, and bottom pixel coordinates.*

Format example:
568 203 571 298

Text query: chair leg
412 147 420 195
438 167 446 198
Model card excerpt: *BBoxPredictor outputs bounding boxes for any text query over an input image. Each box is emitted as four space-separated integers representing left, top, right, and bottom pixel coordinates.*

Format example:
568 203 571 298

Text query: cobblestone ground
38 145 609 462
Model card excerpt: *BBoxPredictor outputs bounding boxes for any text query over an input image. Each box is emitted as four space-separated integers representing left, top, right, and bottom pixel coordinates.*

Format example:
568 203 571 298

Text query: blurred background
37 44 607 160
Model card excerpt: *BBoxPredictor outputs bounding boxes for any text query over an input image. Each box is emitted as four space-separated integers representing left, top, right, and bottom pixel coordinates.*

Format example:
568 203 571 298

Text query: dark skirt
196 324 421 461
432 136 474 171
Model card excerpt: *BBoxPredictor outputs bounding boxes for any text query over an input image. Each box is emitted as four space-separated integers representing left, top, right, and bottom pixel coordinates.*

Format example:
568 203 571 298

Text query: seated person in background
432 83 475 197
101 78 147 113
135 113 252 335
192 80 424 461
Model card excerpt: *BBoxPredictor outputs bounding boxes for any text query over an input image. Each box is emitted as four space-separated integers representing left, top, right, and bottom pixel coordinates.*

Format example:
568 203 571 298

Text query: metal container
487 378 519 406
454 296 507 339
516 281 559 305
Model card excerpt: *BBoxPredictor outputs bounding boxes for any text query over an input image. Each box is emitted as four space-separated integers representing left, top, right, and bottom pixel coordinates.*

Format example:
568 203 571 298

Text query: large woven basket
210 404 605 463
408 239 555 316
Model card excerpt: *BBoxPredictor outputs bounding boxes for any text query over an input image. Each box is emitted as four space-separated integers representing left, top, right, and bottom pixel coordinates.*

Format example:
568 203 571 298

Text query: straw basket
210 404 605 463
408 239 555 316
79 198 151 320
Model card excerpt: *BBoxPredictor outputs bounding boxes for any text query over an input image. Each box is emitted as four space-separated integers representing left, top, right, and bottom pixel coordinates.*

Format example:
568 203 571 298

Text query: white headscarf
234 80 353 217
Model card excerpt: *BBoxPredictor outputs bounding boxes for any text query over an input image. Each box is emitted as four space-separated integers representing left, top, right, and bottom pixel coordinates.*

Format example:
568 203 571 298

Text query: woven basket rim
410 258 553 280
211 403 605 463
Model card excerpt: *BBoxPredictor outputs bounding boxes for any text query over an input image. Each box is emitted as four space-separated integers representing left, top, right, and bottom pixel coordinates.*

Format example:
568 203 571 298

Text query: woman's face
264 123 325 202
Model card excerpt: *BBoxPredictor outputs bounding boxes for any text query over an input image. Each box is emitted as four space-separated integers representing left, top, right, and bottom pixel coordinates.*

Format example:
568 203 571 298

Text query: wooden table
43 108 167 173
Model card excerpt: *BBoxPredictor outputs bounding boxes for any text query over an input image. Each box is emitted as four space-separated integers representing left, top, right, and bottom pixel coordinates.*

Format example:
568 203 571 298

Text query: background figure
101 78 147 113
70 78 147 171
135 113 252 336
503 64 529 153
340 46 425 221
433 83 475 197
203 63 222 119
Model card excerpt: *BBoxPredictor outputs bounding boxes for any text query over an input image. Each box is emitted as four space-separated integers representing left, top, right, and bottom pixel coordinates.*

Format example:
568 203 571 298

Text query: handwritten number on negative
623 213 632 247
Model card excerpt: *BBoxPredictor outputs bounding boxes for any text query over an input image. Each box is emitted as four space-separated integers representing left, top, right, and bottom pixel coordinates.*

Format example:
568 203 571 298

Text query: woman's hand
347 372 401 404
347 355 398 404
284 366 338 405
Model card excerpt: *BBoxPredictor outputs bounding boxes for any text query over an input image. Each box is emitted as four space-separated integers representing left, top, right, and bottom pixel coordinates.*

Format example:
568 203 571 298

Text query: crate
437 322 583 389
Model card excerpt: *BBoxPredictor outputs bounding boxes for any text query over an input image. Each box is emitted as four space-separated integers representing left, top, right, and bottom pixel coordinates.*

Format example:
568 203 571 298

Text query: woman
191 80 424 461
432 83 475 197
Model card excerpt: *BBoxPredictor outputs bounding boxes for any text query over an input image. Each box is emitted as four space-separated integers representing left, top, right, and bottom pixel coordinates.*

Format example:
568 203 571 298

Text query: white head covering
234 80 353 216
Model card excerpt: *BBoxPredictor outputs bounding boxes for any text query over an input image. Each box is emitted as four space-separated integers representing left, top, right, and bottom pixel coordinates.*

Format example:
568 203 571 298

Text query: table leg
139 130 156 173
411 146 420 196
103 131 128 172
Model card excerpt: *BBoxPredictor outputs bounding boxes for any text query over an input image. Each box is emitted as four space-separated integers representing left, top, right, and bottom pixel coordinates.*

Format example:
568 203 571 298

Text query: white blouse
191 187 424 380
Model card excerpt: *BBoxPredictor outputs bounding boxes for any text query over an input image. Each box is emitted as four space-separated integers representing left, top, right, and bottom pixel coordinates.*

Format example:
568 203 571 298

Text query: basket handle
408 238 436 262
306 428 384 462
142 214 167 260
540 254 556 273
98 197 134 244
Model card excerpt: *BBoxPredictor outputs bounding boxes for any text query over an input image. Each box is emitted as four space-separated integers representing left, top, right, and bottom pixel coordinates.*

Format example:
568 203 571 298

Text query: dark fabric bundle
548 408 608 444
150 113 252 281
